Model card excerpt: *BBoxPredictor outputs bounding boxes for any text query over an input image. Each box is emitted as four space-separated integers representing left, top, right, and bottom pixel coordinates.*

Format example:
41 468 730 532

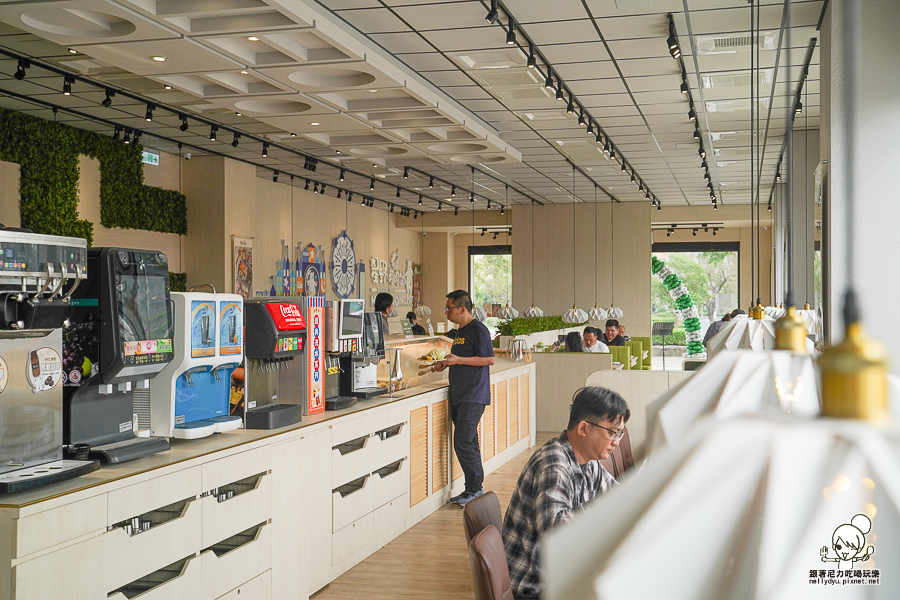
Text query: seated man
602 319 626 346
618 324 631 342
582 327 609 353
703 313 731 347
503 387 629 599
405 311 427 335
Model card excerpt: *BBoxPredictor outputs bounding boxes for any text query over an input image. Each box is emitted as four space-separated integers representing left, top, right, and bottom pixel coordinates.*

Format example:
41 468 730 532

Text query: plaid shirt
502 432 618 597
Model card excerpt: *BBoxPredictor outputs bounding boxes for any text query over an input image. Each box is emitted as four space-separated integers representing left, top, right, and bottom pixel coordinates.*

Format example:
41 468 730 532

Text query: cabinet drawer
369 421 408 466
330 414 373 449
201 446 271 492
331 433 372 485
372 405 406 433
107 555 201 600
332 473 373 533
107 498 202 592
108 467 200 525
202 472 272 547
215 570 271 600
332 513 373 567
13 533 107 600
13 493 107 558
372 458 408 508
201 523 272 600
374 493 408 541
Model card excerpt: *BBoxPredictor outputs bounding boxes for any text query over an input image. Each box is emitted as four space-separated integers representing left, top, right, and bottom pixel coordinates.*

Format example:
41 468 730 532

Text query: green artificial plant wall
0 107 187 245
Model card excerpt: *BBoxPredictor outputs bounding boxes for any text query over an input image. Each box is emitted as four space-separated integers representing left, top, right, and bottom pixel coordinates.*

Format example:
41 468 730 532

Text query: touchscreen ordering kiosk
148 290 243 439
324 299 364 410
63 248 174 463
0 230 99 494
338 311 387 401
244 298 306 429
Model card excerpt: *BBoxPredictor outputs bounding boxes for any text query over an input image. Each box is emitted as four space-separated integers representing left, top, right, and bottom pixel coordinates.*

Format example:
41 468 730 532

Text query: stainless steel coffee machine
0 230 98 494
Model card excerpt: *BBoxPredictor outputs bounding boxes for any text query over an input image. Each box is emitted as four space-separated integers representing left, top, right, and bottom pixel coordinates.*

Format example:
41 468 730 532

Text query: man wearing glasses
503 387 629 599
430 289 495 507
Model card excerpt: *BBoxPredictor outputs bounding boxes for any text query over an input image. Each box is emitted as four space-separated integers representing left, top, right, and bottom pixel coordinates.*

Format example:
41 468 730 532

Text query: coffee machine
243 298 306 429
63 248 175 463
146 290 243 439
338 311 387 401
0 229 98 494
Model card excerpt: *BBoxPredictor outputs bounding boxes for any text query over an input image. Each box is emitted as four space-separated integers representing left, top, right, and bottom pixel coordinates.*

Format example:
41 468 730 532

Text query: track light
481 229 486 237
692 229 698 237
586 121 593 135
577 110 585 126
638 181 644 192
418 195 423 206
102 89 114 108
123 129 131 144
775 170 782 182
414 211 418 219
712 228 717 236
262 141 269 156
527 45 536 68
795 101 803 114
210 125 218 141
145 103 154 122
603 141 611 157
113 126 121 141
396 187 401 198
487 201 492 210
500 205 505 215
361 194 366 205
451 185 456 197
337 189 342 199
348 191 353 202
428 176 434 188
699 146 706 159
506 19 516 45
273 171 279 183
645 190 651 200
704 171 711 182
657 202 661 212
320 184 326 195
688 106 696 121
544 73 554 89
232 132 240 147
454 206 459 215
370 179 375 191
566 97 575 114
133 131 142 144
713 202 718 210
179 115 189 132
438 202 443 212
313 182 318 194
630 172 637 185
680 80 689 94
767 202 772 212
390 204 394 213
339 169 345 181
63 75 73 95
304 179 310 191
14 59 28 81
609 146 616 160
403 166 409 178
493 233 498 240
470 192 475 203
595 132 602 145
621 161 627 172
700 160 708 171
485 0 499 24
556 84 564 101
693 128 701 140
666 229 671 237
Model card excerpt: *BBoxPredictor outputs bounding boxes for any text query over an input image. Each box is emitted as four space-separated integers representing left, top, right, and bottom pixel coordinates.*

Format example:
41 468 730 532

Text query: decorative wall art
330 231 357 299
232 236 253 299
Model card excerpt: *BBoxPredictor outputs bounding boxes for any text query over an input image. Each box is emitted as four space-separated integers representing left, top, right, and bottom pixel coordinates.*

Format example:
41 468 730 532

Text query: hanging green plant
0 107 187 244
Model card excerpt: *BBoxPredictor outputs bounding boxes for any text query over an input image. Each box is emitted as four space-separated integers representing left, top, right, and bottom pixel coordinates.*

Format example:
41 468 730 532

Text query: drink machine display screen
340 300 364 338
118 274 173 358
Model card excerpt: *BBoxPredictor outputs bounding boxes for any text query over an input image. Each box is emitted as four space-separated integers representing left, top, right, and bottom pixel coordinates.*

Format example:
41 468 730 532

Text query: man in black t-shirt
431 289 495 506
603 319 626 347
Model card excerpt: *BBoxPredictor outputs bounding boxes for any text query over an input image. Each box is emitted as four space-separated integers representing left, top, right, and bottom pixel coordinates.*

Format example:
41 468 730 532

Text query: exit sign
142 151 159 166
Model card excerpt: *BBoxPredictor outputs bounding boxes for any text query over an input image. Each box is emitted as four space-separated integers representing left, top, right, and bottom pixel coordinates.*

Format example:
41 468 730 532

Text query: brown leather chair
468 525 514 600
463 491 503 545
598 425 634 478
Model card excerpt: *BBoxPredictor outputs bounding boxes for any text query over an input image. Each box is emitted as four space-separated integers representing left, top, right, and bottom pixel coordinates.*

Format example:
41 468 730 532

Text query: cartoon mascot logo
820 514 875 570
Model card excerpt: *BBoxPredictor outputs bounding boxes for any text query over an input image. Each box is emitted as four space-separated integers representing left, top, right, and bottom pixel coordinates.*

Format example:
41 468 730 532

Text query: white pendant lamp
414 217 431 318
473 306 488 322
562 305 588 324
588 187 607 323
498 304 519 319
589 305 608 321
765 304 787 319
707 316 815 358
562 170 586 325
525 305 544 318
607 198 624 319
498 185 518 320
526 198 543 318
414 305 431 317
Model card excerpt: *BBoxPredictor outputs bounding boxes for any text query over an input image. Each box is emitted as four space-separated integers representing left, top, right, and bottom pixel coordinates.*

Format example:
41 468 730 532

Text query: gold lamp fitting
749 302 765 320
774 305 808 353
804 302 811 310
818 321 888 421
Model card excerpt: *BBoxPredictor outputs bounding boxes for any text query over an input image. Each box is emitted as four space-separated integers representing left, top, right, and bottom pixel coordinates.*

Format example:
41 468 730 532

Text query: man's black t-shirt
604 334 626 347
449 319 494 405
411 323 427 335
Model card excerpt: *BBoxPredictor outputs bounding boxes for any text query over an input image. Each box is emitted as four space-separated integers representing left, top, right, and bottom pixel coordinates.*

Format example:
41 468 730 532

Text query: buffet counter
0 358 535 600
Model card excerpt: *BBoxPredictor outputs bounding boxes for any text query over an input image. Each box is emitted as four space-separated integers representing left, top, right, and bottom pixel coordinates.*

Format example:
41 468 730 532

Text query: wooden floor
312 432 556 600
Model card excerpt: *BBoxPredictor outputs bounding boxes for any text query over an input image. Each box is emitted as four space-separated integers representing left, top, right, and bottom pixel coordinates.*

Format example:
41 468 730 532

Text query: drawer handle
203 471 267 503
375 422 405 441
205 522 267 558
109 496 196 537
374 458 406 478
108 553 194 598
334 434 370 455
333 474 369 497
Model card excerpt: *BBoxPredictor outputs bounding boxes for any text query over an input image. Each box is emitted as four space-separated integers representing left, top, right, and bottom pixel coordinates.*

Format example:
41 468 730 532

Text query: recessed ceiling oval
288 67 377 89
348 146 408 157
21 9 137 38
427 142 489 153
233 99 312 115
450 154 506 163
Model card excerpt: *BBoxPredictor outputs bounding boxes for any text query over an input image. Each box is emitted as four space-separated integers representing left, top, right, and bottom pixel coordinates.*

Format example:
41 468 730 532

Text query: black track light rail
404 165 544 207
0 47 482 215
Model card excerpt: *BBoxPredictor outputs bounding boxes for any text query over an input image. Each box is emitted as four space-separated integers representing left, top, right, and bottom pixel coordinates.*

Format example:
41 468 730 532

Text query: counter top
0 357 533 509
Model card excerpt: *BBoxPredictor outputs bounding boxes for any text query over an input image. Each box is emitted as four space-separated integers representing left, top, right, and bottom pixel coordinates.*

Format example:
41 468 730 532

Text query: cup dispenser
148 289 243 439
243 298 306 429
0 229 99 494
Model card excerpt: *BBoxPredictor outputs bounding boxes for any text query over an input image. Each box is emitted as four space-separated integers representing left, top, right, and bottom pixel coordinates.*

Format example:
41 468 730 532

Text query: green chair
609 346 630 370
625 340 643 370
633 336 652 370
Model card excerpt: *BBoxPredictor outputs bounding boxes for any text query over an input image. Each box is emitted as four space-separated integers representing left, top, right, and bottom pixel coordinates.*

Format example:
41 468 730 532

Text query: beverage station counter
0 356 535 600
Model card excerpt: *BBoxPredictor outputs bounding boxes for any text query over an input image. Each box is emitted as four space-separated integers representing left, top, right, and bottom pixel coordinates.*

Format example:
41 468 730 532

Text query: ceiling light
688 107 697 121
506 19 516 45
556 84 564 101
680 80 689 94
112 126 120 141
304 180 310 191
68 48 77 54
240 70 249 75
236 112 242 116
500 205 505 215
309 122 320 126
340 169 345 181
290 133 297 138
14 59 28 81
370 179 375 191
151 56 167 62
396 187 401 198
62 75 73 95
273 171 279 183
795 101 803 114
485 0 499 24
667 33 678 51
145 103 154 122
454 206 459 215
577 110 585 126
438 202 443 212
164 85 172 90
210 125 217 141
692 229 698 237
429 176 434 188
621 161 627 172
527 45 536 68
179 115 189 131
566 97 575 114
544 73 554 89
101 89 114 108
247 36 259 41
123 129 131 144
418 195 423 206
231 132 240 147
262 141 268 156
451 185 456 197
699 146 706 159
693 128 701 140
403 166 409 178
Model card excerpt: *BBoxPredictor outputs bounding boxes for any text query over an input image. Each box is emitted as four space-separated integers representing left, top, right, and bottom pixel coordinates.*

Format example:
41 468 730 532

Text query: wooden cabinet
299 428 332 596
271 437 303 600
409 405 429 508
431 399 449 494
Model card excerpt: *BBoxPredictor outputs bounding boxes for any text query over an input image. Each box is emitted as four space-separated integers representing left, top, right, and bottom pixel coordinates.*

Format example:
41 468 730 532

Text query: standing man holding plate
431 289 495 506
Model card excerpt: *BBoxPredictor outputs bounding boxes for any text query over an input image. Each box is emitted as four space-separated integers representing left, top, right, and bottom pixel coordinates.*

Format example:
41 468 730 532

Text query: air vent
705 98 769 113
470 67 543 88
716 35 757 48
492 87 552 101
514 111 568 122
714 147 752 157
702 69 774 88
696 33 776 54
450 48 524 70
59 59 123 75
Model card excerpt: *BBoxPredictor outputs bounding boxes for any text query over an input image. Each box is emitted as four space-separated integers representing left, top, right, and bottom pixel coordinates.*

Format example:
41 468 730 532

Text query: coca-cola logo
280 304 301 318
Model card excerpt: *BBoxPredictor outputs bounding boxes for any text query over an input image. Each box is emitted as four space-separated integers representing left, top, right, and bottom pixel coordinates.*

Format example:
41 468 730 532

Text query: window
469 245 512 328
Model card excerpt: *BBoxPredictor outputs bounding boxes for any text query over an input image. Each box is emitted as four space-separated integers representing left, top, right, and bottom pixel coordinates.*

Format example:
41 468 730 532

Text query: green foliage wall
169 272 187 293
0 107 187 245
497 315 586 337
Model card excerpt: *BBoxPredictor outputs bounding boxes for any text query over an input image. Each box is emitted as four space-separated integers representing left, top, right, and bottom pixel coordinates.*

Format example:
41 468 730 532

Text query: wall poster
232 236 253 298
